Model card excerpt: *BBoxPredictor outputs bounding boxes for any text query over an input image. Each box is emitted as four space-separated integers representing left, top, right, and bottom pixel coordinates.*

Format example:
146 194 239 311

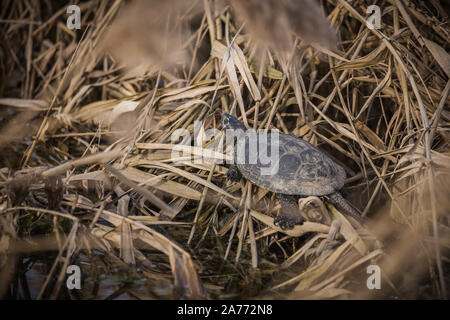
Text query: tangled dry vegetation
0 0 449 299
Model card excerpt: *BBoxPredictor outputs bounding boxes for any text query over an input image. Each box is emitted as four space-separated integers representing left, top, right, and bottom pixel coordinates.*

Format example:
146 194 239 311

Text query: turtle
222 113 362 230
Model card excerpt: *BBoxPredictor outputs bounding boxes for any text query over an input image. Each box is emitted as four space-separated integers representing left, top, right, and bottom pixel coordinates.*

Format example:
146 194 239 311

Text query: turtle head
222 114 245 130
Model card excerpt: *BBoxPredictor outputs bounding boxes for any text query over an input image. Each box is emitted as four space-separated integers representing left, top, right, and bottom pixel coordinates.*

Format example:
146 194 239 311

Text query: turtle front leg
226 165 242 182
274 194 305 230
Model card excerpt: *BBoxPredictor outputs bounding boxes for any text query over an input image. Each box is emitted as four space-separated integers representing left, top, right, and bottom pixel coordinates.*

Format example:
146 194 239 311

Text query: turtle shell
235 132 346 196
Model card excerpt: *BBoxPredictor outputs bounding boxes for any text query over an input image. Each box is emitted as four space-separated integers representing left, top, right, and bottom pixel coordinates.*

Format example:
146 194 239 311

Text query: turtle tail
328 192 365 223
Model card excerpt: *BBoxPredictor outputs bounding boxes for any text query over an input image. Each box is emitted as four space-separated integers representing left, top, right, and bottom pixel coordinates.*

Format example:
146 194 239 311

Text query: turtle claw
274 216 296 230
274 215 305 230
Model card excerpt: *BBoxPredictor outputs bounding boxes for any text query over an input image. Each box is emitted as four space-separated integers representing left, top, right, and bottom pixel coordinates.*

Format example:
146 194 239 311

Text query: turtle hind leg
327 191 365 223
274 194 305 230
226 165 242 182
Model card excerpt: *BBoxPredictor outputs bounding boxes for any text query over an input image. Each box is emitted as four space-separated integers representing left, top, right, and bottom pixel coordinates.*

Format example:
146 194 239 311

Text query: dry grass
0 0 449 299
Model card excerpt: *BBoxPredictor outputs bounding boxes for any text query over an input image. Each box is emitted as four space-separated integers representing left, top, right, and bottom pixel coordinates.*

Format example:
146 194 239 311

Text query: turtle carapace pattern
222 113 362 229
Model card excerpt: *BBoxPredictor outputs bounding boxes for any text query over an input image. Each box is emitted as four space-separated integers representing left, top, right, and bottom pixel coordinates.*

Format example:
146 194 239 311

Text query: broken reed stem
104 164 176 215
188 162 216 245
42 150 123 177
224 186 247 261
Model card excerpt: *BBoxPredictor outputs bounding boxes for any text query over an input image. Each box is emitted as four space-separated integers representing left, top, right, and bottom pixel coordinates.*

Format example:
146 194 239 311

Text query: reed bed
0 0 449 299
